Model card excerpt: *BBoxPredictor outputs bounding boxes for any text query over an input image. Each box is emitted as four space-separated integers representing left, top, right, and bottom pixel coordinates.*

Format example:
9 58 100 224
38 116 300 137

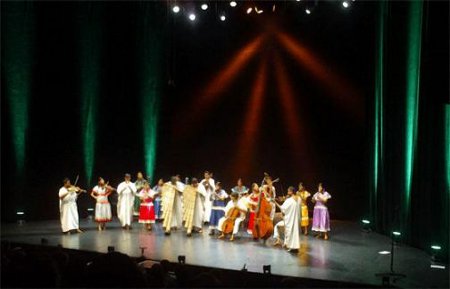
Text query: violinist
59 177 85 234
272 186 301 253
91 177 114 231
218 192 247 241
261 174 277 220
208 182 228 236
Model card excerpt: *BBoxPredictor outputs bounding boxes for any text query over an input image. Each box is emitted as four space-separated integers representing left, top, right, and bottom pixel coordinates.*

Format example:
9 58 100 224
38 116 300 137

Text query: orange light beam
174 35 265 140
273 52 316 177
277 31 363 119
231 59 268 179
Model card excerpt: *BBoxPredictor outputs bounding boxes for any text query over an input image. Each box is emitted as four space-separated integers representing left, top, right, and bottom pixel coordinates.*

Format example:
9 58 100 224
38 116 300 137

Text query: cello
252 188 274 240
222 206 241 234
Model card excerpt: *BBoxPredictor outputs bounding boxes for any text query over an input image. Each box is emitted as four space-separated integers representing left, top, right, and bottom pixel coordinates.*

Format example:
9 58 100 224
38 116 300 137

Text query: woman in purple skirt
311 183 331 240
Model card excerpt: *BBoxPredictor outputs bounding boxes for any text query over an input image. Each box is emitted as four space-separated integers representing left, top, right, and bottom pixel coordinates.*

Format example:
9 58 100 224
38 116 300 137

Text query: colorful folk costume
312 191 331 233
209 188 229 232
273 195 301 251
200 177 215 223
138 188 156 224
298 190 311 227
246 192 260 234
152 183 163 220
117 180 137 228
261 184 276 220
162 179 185 231
134 177 147 216
92 185 112 224
231 185 249 198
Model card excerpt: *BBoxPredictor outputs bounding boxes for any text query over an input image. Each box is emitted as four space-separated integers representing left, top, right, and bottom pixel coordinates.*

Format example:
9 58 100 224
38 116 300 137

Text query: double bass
252 189 274 240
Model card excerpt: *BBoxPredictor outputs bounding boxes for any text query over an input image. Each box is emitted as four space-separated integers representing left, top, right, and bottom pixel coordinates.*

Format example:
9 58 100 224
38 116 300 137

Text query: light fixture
189 13 196 21
172 5 180 13
392 231 401 236
255 7 263 14
16 211 25 216
342 1 349 8
378 251 391 255
201 3 208 10
361 219 372 233
230 1 237 7
246 7 253 14
16 211 25 225
431 245 442 250
305 8 311 14
220 14 226 21
272 4 276 12
362 219 370 224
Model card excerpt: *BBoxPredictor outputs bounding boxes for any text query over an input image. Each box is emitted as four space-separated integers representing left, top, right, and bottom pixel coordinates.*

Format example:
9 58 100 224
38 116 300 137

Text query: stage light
305 8 311 14
16 211 25 225
230 1 237 7
378 251 391 255
431 245 442 250
296 0 301 1
87 208 94 212
430 264 446 269
361 219 372 232
172 5 180 13
178 255 186 264
201 3 208 10
220 14 226 21
430 245 445 263
188 13 196 21
272 4 276 12
256 7 263 14
16 211 25 216
246 7 253 14
342 1 349 8
392 231 401 236
263 265 271 274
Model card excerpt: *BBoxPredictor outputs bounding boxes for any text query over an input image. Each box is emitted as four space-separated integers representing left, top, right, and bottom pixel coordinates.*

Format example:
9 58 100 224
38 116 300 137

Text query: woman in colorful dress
246 183 261 234
297 182 311 235
311 183 331 240
138 182 156 231
91 177 114 231
208 182 229 236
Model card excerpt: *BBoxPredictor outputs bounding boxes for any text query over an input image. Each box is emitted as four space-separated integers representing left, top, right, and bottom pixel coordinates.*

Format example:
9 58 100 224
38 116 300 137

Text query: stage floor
1 219 448 288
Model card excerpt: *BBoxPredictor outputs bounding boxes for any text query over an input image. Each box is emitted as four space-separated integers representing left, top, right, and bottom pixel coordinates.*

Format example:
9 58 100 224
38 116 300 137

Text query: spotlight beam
273 52 315 176
231 59 268 179
277 31 363 119
174 36 265 139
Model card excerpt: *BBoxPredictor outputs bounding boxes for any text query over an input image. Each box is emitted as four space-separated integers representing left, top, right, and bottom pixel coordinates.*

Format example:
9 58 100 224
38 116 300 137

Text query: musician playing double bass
217 192 247 241
59 177 86 234
261 173 277 220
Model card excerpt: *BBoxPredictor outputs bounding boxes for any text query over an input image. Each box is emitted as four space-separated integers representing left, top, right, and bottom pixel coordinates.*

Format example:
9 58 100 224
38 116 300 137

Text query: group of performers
59 172 331 252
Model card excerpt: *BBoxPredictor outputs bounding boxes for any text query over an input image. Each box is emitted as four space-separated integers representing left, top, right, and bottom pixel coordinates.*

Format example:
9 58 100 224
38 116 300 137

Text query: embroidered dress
312 191 331 232
138 189 156 224
209 189 229 229
93 185 112 223
246 194 260 234
298 190 311 227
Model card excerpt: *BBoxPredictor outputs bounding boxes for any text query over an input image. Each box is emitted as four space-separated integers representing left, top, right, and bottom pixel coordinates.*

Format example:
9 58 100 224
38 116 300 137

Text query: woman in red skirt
246 183 261 234
138 182 156 231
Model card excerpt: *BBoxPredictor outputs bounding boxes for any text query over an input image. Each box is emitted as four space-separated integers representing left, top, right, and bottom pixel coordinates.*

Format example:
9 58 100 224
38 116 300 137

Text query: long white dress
192 183 207 228
200 178 215 222
277 196 301 250
59 187 79 233
92 185 112 222
117 181 137 226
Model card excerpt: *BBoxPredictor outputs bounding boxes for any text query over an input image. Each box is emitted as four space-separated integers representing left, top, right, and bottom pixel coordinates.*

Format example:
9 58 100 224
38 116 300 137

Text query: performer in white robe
191 178 207 232
218 192 248 241
116 173 137 229
273 186 301 252
200 171 215 223
59 178 84 234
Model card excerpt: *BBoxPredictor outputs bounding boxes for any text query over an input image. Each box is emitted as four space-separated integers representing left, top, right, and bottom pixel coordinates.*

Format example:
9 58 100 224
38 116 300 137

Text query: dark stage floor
1 219 448 288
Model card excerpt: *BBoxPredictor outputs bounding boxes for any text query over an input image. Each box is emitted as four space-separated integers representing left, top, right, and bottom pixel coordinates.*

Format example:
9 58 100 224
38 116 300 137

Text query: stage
1 219 447 288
